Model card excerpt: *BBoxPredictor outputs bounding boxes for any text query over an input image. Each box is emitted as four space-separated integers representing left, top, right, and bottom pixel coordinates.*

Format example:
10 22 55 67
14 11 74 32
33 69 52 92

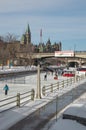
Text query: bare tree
2 33 20 67
0 45 10 69
3 33 19 43
22 43 34 67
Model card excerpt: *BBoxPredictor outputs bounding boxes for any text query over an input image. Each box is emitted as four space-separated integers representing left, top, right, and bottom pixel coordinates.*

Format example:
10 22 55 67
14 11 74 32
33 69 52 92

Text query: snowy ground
0 67 67 100
47 93 86 130
0 66 86 130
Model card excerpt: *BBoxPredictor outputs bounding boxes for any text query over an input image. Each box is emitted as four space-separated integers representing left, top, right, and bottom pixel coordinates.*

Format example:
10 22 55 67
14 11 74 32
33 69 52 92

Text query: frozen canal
0 67 86 130
0 71 67 99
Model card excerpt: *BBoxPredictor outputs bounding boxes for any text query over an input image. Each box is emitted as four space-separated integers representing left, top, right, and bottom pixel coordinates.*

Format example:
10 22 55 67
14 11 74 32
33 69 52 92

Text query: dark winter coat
3 84 9 91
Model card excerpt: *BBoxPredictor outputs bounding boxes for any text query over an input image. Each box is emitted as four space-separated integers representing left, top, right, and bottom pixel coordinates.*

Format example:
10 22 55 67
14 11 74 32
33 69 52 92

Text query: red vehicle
62 70 75 77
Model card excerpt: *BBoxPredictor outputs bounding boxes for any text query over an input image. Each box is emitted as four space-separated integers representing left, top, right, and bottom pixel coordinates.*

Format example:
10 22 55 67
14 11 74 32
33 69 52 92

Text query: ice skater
44 74 47 80
3 84 9 95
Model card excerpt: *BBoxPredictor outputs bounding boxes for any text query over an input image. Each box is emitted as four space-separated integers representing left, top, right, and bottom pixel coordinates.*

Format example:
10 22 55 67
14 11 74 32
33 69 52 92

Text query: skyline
0 0 86 51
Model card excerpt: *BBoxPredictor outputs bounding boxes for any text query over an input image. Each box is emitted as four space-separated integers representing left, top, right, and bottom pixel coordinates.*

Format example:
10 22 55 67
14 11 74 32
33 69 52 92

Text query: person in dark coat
3 84 9 95
44 74 47 80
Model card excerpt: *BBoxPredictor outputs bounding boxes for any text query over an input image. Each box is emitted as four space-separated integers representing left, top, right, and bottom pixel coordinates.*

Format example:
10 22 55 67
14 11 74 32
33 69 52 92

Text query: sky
0 0 86 51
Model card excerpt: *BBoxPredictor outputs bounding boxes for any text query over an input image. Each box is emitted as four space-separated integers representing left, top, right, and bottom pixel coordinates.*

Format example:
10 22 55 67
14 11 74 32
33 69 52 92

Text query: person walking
3 84 9 95
44 74 47 80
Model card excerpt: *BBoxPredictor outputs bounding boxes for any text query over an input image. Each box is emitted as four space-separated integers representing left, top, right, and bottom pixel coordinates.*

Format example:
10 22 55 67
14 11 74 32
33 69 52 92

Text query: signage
55 51 74 57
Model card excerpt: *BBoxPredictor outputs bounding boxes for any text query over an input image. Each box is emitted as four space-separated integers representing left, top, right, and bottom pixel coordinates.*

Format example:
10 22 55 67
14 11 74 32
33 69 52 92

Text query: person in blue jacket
3 84 9 95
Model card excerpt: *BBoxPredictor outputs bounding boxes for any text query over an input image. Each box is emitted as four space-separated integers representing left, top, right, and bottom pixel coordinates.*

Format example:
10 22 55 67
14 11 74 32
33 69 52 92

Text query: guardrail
42 74 86 96
0 74 85 113
0 89 35 113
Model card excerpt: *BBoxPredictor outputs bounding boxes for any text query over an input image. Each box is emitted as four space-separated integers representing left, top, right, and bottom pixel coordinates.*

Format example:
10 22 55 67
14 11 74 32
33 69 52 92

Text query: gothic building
21 24 31 45
20 24 62 52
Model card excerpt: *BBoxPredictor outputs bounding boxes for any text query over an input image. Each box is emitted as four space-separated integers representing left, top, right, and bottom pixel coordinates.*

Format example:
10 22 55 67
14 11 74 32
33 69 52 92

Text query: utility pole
74 44 76 57
36 63 41 99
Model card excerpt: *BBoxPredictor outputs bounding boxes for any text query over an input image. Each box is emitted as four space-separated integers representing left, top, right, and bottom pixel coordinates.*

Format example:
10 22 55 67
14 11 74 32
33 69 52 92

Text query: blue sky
0 0 86 51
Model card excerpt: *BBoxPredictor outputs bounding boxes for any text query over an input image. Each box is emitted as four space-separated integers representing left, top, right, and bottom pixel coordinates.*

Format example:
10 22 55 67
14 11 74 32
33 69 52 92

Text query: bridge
16 51 86 66
16 51 86 58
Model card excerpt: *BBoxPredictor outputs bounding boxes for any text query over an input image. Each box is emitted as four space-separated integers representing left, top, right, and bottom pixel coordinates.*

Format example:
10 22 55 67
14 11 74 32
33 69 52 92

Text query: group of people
44 70 59 81
44 71 56 81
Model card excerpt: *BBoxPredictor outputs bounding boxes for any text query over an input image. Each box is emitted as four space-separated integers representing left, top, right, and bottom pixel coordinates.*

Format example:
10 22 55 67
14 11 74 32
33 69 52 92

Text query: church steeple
21 24 31 45
25 24 31 44
26 24 31 35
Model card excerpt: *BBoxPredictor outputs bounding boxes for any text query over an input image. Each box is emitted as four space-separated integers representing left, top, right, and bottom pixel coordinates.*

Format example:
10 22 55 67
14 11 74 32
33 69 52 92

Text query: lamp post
36 56 41 99
56 96 58 121
79 58 82 68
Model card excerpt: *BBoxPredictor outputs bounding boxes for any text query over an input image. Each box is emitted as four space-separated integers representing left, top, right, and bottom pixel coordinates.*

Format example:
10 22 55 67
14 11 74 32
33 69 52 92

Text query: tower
25 24 31 44
21 24 31 45
39 29 43 52
40 29 42 44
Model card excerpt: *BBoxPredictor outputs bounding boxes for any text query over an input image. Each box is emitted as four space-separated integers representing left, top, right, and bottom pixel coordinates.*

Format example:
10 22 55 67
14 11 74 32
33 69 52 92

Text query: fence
0 74 85 113
8 77 86 130
42 74 86 96
0 89 35 113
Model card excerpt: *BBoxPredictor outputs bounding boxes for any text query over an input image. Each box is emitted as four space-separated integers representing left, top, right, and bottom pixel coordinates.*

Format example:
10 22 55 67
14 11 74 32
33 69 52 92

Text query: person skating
3 84 9 95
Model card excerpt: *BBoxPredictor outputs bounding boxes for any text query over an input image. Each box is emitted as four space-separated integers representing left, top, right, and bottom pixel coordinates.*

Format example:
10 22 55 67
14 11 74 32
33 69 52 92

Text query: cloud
0 0 79 13
0 0 86 51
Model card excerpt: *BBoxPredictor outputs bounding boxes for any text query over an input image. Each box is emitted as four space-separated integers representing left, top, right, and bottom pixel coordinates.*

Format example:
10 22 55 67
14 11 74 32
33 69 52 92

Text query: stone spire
26 24 31 34
25 24 31 44
21 24 31 45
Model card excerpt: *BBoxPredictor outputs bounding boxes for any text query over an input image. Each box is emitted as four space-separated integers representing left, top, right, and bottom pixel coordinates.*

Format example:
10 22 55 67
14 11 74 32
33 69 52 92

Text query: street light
56 96 58 121
36 55 41 99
